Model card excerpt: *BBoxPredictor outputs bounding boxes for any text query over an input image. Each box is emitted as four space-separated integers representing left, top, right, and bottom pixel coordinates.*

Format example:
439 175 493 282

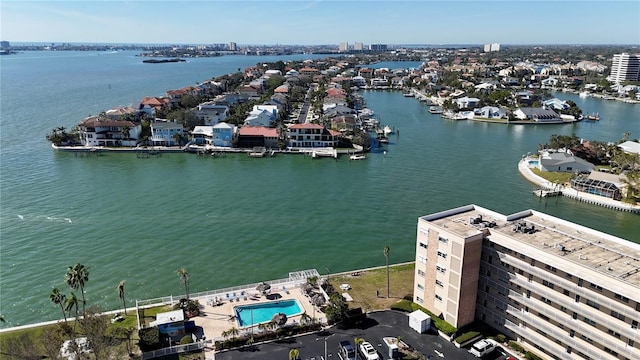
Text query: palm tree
289 348 301 360
172 132 185 147
117 280 127 315
65 263 89 315
120 125 131 144
65 291 79 319
300 312 312 325
384 245 390 298
177 268 190 300
49 287 68 324
228 326 239 344
354 337 364 360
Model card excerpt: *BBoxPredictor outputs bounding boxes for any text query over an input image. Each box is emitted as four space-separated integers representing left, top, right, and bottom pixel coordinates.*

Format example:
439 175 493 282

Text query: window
541 297 552 305
610 310 625 321
419 228 429 236
435 294 443 302
608 329 621 338
543 280 555 289
416 296 423 304
578 278 583 287
632 320 638 329
417 269 425 277
586 299 599 309
589 283 603 291
438 236 448 244
437 251 447 259
583 317 597 327
580 334 593 343
545 264 557 272
604 348 618 357
565 273 573 279
538 313 549 321
418 256 427 264
560 306 567 312
569 329 575 337
417 284 424 290
614 293 629 302
572 312 578 320
575 294 581 303
419 242 427 249
563 289 570 296
435 279 444 287
436 265 446 274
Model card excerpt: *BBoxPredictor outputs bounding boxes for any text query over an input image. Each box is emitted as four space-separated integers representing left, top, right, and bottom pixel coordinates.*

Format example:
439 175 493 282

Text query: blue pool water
528 160 539 166
234 299 303 327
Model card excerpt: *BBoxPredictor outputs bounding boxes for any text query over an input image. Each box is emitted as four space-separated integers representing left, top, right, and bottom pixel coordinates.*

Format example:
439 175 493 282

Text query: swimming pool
234 299 303 327
528 160 539 166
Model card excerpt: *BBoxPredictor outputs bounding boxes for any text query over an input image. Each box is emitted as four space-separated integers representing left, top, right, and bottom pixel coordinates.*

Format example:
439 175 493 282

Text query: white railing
141 340 212 360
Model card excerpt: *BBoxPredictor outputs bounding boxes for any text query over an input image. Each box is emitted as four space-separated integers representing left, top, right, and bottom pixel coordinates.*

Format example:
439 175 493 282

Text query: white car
469 338 498 357
359 341 380 360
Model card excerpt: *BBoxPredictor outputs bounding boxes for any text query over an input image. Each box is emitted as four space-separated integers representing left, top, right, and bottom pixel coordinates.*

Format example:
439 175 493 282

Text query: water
1 51 639 328
234 299 303 327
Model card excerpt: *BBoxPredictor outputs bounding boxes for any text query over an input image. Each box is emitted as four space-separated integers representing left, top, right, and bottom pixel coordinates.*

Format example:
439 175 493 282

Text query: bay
0 51 638 328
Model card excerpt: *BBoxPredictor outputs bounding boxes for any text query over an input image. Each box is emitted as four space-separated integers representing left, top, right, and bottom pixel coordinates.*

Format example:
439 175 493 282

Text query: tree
65 263 89 315
227 326 239 344
79 306 110 359
117 280 127 315
384 245 390 298
49 287 68 324
177 267 190 300
120 125 131 144
64 291 79 319
289 348 301 360
172 132 186 146
354 337 365 360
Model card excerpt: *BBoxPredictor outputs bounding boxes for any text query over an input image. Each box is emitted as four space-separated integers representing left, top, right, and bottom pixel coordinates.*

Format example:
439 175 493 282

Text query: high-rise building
229 42 237 51
339 42 348 52
354 42 363 51
484 43 500 52
608 53 640 83
0 41 10 49
414 204 639 360
368 44 387 51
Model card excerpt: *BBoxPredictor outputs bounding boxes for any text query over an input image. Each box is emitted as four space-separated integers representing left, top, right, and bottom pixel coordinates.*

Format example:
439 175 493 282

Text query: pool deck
191 286 319 340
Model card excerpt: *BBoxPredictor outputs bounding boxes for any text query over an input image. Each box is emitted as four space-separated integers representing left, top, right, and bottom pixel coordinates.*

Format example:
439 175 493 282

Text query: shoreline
0 262 412 333
517 159 640 214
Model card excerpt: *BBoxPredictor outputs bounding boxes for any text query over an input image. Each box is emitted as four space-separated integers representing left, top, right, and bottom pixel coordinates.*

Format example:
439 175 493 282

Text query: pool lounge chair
283 286 289 294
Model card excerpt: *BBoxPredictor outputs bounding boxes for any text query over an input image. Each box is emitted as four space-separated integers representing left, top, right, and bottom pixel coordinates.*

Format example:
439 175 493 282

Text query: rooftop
422 205 640 289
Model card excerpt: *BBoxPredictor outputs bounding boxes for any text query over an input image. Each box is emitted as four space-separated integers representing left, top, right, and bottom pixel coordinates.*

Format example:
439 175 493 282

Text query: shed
409 309 431 333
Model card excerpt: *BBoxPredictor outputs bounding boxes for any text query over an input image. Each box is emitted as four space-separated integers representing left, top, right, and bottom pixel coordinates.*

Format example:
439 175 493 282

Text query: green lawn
531 168 575 185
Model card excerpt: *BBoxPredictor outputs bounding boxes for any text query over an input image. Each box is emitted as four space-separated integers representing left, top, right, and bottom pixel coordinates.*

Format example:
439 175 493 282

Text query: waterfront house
212 122 236 147
352 76 367 87
513 107 562 122
237 126 279 149
191 126 214 145
195 101 230 126
105 106 137 120
538 150 595 173
618 140 640 155
139 96 169 116
286 123 340 148
571 171 624 200
474 106 506 119
454 96 480 109
150 120 185 146
244 109 276 127
77 115 141 147
542 98 569 111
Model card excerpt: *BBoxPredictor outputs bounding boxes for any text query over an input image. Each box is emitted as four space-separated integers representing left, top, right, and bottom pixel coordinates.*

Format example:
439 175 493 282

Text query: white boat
429 106 443 114
349 154 366 161
579 91 590 98
248 147 267 157
383 125 394 135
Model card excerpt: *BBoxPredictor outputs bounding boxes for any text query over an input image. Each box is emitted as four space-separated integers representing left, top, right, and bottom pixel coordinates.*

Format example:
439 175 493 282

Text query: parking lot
214 310 511 360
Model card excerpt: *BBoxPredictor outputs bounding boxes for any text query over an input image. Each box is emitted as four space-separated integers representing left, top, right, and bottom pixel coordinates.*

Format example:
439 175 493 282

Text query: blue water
528 160 539 166
1 51 639 329
234 300 303 327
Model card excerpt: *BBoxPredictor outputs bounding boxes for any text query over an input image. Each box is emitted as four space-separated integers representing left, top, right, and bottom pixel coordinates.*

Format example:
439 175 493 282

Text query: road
214 310 511 360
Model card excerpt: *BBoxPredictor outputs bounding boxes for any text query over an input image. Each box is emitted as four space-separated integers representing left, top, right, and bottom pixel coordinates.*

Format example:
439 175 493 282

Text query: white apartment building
608 53 640 83
339 42 349 52
415 205 639 360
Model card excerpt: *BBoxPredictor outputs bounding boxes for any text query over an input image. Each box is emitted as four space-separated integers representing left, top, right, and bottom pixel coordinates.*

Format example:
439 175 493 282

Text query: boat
429 106 443 114
383 125 394 136
377 135 390 144
579 91 590 98
403 91 414 97
586 113 600 121
349 154 366 161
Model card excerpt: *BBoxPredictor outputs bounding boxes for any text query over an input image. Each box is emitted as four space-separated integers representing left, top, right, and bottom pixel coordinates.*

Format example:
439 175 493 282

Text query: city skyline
2 1 639 46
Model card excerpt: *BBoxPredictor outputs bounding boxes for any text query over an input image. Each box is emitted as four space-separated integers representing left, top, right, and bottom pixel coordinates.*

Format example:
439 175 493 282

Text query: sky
1 1 639 46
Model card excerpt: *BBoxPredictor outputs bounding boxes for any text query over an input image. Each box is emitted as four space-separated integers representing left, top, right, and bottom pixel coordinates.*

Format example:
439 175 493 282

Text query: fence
141 339 213 360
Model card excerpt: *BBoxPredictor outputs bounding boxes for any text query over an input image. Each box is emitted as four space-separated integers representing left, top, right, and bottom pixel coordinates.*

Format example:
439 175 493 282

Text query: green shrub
525 351 544 360
454 331 480 344
180 335 194 345
390 299 414 312
509 340 524 353
496 334 506 343
138 327 160 352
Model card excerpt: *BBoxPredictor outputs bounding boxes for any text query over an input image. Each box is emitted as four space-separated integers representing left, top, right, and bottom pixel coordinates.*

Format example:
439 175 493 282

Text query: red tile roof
289 123 324 129
238 126 278 137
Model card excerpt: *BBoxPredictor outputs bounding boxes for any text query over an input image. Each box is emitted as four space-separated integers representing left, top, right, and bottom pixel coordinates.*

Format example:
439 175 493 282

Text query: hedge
454 331 481 344
391 300 457 335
